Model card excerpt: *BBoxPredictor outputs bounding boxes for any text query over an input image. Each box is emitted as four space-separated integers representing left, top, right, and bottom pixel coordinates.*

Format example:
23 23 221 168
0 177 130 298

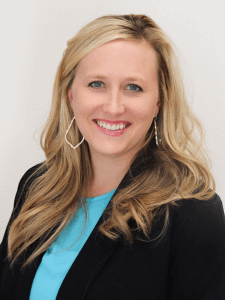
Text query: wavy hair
7 14 215 271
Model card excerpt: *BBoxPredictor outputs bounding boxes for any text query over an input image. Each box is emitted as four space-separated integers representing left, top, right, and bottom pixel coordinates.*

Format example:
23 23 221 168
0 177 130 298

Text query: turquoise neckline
86 188 117 201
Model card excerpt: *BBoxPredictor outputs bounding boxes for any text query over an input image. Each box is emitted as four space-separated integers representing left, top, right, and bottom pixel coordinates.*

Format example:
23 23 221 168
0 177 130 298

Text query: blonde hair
7 14 215 271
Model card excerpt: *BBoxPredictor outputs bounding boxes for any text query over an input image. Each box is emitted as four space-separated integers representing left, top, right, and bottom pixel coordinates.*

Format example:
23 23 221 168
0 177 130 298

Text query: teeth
96 120 128 131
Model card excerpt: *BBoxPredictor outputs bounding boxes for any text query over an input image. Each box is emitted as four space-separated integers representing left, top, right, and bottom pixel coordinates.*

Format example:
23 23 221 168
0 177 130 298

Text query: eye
126 84 143 92
88 81 143 92
88 81 104 88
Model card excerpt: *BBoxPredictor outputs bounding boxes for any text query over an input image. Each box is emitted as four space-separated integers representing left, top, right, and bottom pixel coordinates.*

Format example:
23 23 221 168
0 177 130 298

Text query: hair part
7 14 215 271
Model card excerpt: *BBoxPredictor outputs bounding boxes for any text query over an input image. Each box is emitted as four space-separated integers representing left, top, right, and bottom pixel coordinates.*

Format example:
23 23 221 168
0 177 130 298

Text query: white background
1 0 225 241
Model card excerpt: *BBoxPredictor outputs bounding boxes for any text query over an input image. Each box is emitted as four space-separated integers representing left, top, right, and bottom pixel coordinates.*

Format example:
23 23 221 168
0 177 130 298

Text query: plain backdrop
1 0 225 241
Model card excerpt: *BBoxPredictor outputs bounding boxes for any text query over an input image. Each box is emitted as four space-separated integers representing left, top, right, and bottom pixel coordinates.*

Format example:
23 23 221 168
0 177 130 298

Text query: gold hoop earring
65 116 84 150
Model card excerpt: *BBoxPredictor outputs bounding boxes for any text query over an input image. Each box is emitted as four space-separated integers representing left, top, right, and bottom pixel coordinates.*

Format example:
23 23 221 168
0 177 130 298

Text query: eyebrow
85 74 146 84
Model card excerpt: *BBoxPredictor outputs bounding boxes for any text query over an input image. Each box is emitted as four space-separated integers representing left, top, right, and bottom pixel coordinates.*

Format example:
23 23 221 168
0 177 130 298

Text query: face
68 38 160 161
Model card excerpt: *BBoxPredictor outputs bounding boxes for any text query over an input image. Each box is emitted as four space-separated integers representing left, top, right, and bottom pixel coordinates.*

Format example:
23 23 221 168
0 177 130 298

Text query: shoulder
171 193 225 229
170 193 225 256
17 163 45 188
13 162 46 210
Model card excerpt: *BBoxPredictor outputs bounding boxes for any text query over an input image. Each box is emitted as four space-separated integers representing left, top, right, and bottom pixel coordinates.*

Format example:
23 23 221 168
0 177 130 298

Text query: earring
154 117 160 147
65 115 84 150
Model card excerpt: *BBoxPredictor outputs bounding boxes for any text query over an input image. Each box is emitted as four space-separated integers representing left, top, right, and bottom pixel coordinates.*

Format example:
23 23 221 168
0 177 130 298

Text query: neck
87 152 135 198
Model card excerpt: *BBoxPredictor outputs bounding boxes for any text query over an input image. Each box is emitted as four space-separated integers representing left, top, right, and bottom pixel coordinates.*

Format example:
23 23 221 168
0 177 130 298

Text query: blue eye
127 84 143 92
88 81 143 92
88 81 104 88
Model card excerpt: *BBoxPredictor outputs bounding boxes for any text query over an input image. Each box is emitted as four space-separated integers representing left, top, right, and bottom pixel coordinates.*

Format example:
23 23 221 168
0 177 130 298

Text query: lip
94 119 131 125
93 120 131 136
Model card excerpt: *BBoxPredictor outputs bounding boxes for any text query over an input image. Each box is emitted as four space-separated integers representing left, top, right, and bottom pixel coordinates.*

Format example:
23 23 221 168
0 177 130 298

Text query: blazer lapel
14 250 45 299
56 211 122 300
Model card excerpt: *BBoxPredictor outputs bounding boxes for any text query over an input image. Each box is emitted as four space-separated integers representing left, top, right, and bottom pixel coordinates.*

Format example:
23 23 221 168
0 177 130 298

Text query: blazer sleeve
168 193 225 300
0 164 43 285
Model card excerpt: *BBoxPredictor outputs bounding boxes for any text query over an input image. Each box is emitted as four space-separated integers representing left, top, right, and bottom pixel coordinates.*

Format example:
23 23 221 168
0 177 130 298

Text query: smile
93 120 131 136
94 120 129 131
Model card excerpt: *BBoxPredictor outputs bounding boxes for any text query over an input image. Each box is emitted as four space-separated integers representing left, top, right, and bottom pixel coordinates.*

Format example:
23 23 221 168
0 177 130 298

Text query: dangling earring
65 115 84 150
154 117 160 147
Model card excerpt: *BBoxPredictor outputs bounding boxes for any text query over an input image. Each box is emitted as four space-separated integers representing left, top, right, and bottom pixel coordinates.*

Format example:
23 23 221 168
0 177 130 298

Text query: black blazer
1 162 225 300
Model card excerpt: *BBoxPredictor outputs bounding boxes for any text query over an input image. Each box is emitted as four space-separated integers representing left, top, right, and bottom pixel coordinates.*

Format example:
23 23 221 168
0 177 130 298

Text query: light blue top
29 188 116 300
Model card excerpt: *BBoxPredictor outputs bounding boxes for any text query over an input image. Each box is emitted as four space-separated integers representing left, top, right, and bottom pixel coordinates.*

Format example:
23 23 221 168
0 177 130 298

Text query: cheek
132 101 157 124
71 90 90 115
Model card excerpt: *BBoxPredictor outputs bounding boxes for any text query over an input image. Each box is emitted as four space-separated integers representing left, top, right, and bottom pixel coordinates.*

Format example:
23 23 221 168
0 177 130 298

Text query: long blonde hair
7 14 215 271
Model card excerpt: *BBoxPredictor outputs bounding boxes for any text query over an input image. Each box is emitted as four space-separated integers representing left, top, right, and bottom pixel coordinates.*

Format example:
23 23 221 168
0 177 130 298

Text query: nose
102 87 125 115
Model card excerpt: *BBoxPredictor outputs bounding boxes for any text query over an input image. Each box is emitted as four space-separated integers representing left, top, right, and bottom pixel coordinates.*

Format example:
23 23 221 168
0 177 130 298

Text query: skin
68 38 160 197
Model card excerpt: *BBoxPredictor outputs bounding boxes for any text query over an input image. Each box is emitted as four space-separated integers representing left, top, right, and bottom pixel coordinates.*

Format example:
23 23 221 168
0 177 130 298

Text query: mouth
93 119 131 137
93 119 131 131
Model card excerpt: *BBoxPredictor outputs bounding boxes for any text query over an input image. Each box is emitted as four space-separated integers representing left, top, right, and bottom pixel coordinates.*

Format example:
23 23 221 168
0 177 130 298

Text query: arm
168 193 225 299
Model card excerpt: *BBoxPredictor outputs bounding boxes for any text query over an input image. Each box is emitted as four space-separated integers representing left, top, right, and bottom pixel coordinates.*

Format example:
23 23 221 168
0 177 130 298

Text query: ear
68 89 73 105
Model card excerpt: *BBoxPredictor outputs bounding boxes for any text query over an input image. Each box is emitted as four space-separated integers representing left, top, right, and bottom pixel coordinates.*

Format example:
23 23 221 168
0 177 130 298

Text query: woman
1 14 225 300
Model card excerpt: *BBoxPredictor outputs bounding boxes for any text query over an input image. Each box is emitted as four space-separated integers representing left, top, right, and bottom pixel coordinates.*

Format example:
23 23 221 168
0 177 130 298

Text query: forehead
75 38 158 81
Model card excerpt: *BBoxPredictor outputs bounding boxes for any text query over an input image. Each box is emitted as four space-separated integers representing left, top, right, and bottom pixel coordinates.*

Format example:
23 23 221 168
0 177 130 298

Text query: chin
90 144 128 157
